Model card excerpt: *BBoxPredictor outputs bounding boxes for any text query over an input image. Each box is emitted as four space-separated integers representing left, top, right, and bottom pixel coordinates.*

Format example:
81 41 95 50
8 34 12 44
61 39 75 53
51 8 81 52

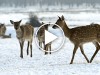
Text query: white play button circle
35 23 65 53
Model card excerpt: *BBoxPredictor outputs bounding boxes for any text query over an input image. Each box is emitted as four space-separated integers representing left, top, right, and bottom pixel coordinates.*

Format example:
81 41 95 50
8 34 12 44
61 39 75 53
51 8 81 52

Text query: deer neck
62 22 71 38
16 27 23 38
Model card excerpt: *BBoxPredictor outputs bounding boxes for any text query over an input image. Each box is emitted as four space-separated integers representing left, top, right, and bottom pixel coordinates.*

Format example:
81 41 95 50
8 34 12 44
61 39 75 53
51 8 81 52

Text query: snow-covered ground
0 10 100 75
1 11 100 26
0 26 100 75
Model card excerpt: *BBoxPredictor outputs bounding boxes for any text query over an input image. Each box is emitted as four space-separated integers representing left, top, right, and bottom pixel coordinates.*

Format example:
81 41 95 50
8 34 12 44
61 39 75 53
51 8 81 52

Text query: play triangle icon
45 30 58 45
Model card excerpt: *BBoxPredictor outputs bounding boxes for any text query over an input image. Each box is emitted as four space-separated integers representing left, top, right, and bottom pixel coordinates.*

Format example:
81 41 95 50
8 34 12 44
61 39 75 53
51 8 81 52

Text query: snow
0 13 29 25
0 26 100 75
0 9 100 75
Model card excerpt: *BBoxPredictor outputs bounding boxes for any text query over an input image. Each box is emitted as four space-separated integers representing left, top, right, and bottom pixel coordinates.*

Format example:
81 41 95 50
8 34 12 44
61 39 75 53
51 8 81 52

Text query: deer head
0 23 5 28
41 22 44 25
10 20 22 30
52 15 66 29
1 23 4 26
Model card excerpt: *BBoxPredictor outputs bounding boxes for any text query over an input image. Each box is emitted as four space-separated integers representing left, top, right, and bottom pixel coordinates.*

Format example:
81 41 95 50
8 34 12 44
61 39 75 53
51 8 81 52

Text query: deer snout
15 27 18 30
14 26 19 30
52 25 58 29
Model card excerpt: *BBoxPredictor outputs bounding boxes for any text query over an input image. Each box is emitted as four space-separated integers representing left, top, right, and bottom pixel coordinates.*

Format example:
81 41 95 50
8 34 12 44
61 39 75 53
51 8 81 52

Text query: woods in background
0 0 100 8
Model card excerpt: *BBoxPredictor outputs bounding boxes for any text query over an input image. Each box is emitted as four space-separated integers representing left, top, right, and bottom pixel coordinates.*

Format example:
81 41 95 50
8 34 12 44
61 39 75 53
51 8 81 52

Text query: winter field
0 8 100 75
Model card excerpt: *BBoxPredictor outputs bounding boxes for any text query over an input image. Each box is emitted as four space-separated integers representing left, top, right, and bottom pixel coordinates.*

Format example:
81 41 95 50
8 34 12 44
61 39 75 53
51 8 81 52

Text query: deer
10 20 34 58
2 33 11 38
52 15 100 64
37 23 45 50
37 23 51 55
0 24 6 36
44 24 52 54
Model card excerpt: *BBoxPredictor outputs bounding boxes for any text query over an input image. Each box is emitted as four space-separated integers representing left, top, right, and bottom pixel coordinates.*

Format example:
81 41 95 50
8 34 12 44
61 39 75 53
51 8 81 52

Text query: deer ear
58 16 61 21
10 20 14 24
19 20 22 23
1 24 4 26
41 22 44 24
61 15 64 20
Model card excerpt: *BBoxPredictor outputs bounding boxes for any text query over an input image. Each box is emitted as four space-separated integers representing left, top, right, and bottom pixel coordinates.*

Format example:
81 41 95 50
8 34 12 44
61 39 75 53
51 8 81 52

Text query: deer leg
19 42 22 58
70 44 78 64
90 42 100 63
44 41 48 55
40 42 42 48
43 41 45 50
80 45 89 63
27 41 29 55
30 41 32 57
44 44 47 55
46 44 49 54
50 44 51 54
90 49 99 63
45 44 48 55
20 41 24 58
39 42 40 47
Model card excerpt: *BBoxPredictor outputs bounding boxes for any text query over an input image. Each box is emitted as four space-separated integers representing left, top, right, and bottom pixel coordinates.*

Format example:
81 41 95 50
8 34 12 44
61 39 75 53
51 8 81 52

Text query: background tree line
0 0 100 8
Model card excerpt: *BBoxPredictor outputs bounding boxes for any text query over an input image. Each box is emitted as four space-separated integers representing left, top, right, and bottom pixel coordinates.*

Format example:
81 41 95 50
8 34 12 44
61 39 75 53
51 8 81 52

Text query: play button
45 30 58 45
35 23 65 53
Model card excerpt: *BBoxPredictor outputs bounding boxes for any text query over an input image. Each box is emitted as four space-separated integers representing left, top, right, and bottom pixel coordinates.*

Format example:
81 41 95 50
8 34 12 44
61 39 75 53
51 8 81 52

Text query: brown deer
37 23 51 55
0 24 6 36
44 24 52 54
2 33 11 38
10 20 34 58
37 23 45 49
52 15 100 64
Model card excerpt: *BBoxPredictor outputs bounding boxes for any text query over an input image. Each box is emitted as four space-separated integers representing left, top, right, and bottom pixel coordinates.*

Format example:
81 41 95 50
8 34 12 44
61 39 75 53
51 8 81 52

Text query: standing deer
44 24 51 54
37 23 45 49
10 20 34 58
37 23 51 55
52 15 100 64
0 24 6 36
